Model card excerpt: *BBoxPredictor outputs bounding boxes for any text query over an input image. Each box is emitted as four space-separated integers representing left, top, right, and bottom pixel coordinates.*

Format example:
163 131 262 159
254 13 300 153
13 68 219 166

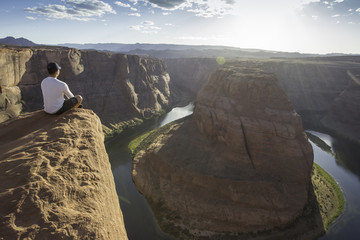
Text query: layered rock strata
0 109 128 240
0 45 171 125
132 65 314 238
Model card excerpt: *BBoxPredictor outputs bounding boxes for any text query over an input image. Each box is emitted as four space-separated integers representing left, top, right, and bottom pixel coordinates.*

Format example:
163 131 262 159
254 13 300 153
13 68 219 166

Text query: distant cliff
261 58 360 143
163 57 360 143
0 109 128 239
132 64 317 239
164 58 220 105
0 45 171 126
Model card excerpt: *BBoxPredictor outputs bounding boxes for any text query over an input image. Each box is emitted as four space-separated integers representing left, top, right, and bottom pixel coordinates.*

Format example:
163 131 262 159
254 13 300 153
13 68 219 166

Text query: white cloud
26 16 37 20
130 7 138 11
162 12 171 15
128 12 141 16
356 8 360 12
25 0 115 21
332 14 340 17
114 1 131 8
334 0 344 3
300 0 321 4
165 23 173 26
129 0 138 4
141 20 154 25
144 0 234 18
146 0 187 10
129 21 161 34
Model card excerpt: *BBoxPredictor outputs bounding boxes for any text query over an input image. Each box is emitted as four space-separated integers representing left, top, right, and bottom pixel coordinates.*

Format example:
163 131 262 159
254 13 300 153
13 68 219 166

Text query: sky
1 0 360 54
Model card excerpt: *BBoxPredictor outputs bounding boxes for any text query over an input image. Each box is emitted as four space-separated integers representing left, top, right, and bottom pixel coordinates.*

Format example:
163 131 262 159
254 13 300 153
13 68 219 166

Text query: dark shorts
55 97 79 115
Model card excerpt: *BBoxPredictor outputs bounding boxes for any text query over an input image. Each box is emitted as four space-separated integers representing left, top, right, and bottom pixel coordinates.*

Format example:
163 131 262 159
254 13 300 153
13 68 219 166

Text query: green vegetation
103 118 143 140
128 117 186 156
312 163 345 230
128 130 154 154
103 109 167 140
306 132 334 156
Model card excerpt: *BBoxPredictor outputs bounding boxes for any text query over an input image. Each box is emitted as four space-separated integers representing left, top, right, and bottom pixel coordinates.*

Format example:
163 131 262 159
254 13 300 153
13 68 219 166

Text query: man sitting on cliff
41 62 83 114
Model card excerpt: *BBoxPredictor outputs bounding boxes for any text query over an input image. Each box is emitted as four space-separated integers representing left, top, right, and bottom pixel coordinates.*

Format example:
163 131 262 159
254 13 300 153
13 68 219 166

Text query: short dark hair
47 62 61 75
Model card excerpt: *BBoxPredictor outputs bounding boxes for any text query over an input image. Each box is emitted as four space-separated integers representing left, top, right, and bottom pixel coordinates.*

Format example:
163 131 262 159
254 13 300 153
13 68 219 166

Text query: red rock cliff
0 45 170 125
0 109 128 239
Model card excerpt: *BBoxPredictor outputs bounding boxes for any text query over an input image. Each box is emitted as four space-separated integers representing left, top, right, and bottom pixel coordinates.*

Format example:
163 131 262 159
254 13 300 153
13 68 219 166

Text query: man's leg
56 95 83 115
74 95 83 109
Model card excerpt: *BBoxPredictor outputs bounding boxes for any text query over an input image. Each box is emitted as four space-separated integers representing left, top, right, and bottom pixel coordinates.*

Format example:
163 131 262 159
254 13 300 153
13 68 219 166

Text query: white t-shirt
41 77 74 114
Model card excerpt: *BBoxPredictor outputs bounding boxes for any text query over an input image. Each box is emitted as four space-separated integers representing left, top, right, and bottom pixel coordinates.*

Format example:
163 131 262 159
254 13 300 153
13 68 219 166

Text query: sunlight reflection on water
159 102 194 127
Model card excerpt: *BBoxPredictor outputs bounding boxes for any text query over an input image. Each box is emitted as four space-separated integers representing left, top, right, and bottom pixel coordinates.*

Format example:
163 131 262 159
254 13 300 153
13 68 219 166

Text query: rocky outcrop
132 64 314 238
0 46 33 122
0 45 171 125
0 109 128 239
321 71 360 143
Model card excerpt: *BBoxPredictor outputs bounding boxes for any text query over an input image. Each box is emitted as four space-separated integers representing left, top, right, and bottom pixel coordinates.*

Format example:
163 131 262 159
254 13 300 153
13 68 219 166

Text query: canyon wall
132 64 316 239
261 58 360 143
0 109 128 239
164 57 360 143
164 58 220 104
0 45 171 125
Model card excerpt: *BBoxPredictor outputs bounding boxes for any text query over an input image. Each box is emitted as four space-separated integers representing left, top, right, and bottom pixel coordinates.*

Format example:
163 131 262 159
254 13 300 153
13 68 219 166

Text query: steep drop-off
164 58 220 104
132 64 317 239
0 45 171 126
0 109 128 239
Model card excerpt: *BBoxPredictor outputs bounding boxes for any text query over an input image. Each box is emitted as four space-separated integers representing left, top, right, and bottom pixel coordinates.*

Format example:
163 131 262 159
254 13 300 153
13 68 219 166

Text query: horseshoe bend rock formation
0 45 170 126
0 109 128 240
132 65 314 238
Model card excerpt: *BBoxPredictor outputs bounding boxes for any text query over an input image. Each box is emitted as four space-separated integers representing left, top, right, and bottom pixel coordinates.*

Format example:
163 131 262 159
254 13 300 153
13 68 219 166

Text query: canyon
1 43 359 239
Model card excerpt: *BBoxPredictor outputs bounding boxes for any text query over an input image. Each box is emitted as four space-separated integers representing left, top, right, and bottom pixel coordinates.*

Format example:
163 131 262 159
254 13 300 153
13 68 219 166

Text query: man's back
41 77 74 114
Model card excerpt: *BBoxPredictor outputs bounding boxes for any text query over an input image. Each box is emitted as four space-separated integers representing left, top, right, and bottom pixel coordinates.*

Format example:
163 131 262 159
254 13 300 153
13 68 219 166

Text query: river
308 131 360 240
106 104 360 240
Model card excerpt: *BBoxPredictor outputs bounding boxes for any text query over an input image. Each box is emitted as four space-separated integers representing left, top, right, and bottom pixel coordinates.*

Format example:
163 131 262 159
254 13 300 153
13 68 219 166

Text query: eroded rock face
0 46 33 122
0 45 171 125
164 58 220 104
0 109 128 240
132 65 314 238
321 73 360 143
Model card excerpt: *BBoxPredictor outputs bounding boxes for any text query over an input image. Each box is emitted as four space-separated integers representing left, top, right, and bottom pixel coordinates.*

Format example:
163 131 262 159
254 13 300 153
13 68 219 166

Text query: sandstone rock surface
0 109 128 240
132 64 314 238
0 45 171 126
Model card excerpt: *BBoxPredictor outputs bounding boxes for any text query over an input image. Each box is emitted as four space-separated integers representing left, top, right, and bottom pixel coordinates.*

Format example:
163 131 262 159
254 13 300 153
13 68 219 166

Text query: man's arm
63 83 75 99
